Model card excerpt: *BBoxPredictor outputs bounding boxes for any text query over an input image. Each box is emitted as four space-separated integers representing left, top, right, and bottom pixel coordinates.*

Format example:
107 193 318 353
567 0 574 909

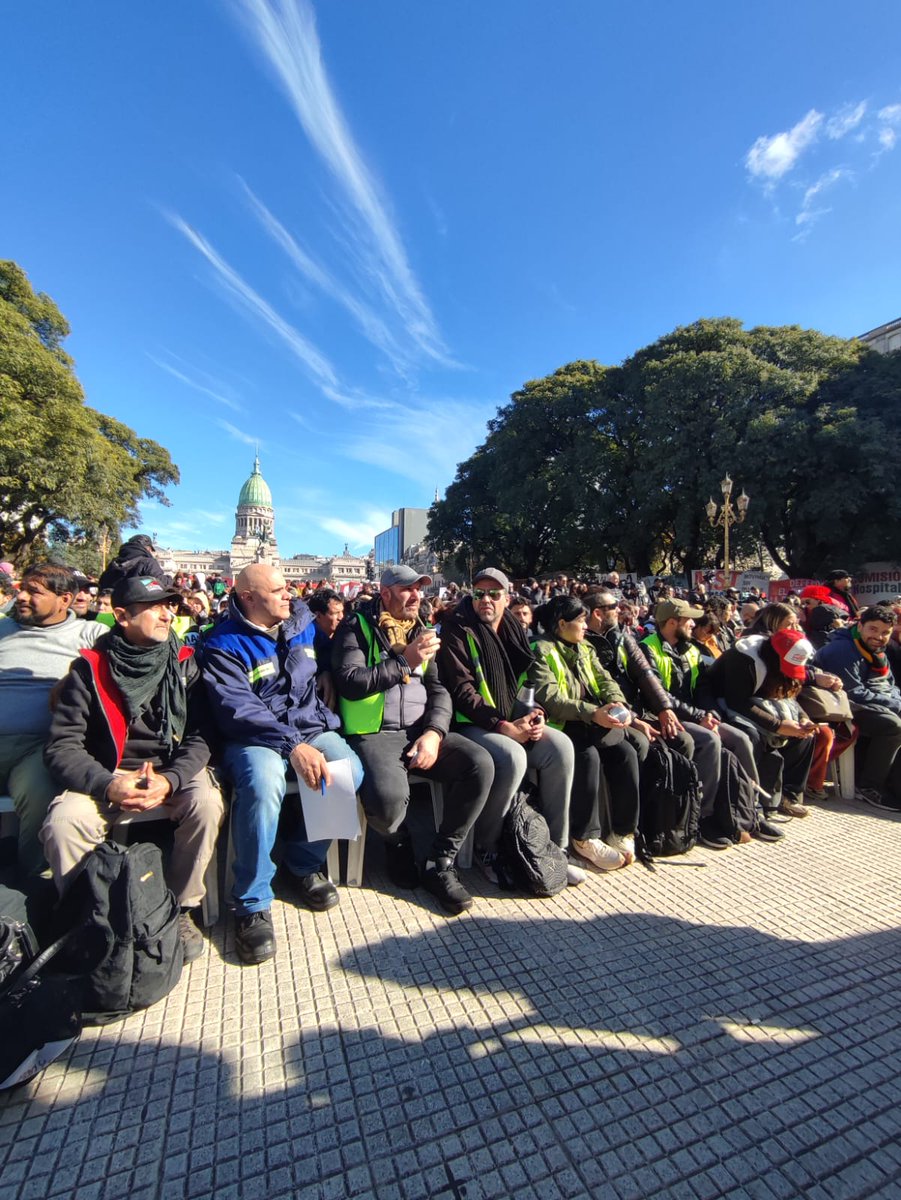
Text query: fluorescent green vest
454 632 496 724
338 613 387 735
641 632 700 695
539 641 605 729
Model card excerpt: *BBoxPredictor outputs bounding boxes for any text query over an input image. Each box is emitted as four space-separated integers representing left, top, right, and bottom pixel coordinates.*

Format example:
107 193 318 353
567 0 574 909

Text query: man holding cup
332 566 493 915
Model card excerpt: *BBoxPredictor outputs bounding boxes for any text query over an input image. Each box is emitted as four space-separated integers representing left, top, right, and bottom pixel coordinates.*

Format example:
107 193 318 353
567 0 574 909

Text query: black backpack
0 885 90 1089
496 790 568 897
60 841 184 1023
639 739 701 856
706 746 758 842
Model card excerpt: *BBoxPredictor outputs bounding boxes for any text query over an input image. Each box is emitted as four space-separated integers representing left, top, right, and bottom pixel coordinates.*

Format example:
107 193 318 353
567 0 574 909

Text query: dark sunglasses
474 588 504 600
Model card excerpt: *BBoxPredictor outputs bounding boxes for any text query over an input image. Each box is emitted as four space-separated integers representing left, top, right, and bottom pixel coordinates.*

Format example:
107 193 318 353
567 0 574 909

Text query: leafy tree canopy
430 318 901 580
0 261 178 568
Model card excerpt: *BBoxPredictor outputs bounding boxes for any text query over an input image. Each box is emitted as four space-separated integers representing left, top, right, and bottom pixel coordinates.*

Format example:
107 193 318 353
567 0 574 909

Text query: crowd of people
2 539 900 971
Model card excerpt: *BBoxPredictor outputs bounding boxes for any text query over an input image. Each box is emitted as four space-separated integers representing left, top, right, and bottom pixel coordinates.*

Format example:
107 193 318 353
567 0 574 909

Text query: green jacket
529 637 626 727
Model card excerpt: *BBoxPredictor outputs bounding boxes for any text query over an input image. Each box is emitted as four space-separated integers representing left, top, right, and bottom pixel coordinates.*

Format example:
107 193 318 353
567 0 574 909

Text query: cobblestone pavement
2 795 901 1200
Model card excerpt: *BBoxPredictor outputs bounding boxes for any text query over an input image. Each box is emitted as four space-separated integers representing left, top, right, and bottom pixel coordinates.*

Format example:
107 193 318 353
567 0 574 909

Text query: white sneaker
572 838 625 872
565 859 587 886
605 833 636 865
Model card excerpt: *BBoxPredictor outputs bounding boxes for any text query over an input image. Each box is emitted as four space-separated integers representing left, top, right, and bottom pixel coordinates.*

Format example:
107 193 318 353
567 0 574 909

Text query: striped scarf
852 625 890 678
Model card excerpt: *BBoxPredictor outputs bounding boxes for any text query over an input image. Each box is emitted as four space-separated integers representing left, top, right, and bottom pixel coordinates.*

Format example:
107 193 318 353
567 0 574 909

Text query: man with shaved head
200 564 363 965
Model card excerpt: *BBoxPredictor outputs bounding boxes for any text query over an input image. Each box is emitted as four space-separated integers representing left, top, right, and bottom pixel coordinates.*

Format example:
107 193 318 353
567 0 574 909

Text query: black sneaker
699 829 732 850
384 832 420 889
856 787 901 812
422 857 473 916
753 819 785 842
235 910 276 965
178 909 205 963
289 871 340 912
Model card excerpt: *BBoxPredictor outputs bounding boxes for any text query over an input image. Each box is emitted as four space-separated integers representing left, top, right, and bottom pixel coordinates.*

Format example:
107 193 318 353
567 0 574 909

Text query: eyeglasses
597 603 618 611
474 588 504 600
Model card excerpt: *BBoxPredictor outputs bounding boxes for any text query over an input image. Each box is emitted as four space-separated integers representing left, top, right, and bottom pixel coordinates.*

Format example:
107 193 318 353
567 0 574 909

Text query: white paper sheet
296 758 362 841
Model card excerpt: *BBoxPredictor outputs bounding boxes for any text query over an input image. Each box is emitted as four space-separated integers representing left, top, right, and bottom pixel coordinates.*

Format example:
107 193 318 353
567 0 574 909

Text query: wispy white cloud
793 167 854 241
233 0 450 365
341 398 496 490
218 419 260 448
168 212 338 388
238 178 413 374
825 100 867 140
319 510 390 550
147 352 244 412
746 109 823 181
878 126 897 151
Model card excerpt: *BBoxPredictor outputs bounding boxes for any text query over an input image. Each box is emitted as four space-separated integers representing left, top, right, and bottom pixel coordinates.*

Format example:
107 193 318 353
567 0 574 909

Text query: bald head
235 564 291 628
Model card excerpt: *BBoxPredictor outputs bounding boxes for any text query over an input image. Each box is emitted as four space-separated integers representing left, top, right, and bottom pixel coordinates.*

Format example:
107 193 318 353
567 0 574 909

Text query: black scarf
102 627 188 752
459 596 536 720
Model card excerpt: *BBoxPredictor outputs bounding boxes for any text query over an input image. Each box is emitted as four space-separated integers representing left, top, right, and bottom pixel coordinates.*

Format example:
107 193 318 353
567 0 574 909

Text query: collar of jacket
227 592 313 639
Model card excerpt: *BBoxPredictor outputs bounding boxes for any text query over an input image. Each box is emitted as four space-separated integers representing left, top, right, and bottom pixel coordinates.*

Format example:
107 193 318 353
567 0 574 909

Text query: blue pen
320 776 326 795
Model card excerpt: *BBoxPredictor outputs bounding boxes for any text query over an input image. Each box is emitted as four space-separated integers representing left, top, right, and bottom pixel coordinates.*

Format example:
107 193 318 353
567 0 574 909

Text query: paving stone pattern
2 797 901 1199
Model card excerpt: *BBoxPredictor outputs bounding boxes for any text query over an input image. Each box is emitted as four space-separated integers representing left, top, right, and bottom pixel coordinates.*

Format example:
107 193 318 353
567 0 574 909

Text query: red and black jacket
44 639 214 802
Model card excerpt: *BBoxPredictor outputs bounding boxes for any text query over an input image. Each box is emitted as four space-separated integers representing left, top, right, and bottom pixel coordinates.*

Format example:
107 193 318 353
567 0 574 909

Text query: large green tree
430 319 901 580
0 261 178 567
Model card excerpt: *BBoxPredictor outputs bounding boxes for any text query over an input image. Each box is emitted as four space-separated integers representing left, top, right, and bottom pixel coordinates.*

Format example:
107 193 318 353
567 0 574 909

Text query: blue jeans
223 733 364 915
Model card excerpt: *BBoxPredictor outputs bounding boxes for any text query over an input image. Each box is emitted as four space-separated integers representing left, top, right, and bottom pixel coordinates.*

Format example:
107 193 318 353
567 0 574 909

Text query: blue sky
3 1 900 557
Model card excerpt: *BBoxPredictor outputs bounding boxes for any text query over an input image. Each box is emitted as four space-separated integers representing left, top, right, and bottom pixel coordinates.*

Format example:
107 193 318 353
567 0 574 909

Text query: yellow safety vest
539 641 606 729
454 632 496 724
338 614 386 735
641 632 700 694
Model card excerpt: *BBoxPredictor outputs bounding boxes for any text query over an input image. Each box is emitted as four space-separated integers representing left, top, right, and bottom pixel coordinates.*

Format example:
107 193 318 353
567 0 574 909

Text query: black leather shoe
235 910 276 965
384 833 419 889
291 871 340 912
422 857 473 916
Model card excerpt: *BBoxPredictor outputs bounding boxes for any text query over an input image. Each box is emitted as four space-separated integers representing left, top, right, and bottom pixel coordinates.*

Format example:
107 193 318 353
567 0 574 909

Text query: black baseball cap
111 576 181 608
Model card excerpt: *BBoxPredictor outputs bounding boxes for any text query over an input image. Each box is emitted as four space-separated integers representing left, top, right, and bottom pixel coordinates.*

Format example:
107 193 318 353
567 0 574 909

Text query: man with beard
0 564 101 875
332 566 492 915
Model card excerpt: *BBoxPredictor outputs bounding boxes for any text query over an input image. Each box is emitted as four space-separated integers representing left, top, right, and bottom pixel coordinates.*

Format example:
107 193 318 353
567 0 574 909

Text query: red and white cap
770 629 814 679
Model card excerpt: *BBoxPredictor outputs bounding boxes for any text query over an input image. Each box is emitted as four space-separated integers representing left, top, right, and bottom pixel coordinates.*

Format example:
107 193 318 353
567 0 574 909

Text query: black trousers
564 723 646 840
349 729 493 860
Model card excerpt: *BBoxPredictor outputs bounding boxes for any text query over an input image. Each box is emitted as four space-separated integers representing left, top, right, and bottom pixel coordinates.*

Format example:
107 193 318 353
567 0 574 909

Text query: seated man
307 587 345 672
0 563 102 876
199 565 363 965
332 566 493 915
814 604 901 809
40 576 224 961
635 599 777 845
584 589 694 760
437 568 581 885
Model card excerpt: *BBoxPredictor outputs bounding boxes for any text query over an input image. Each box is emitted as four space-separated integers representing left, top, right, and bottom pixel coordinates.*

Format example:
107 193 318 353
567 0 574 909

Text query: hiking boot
235 910 276 965
565 859 587 886
178 909 205 963
779 796 809 818
384 832 419 889
422 857 473 915
474 847 499 886
572 838 625 871
753 819 785 843
605 833 636 865
805 786 830 803
290 871 340 912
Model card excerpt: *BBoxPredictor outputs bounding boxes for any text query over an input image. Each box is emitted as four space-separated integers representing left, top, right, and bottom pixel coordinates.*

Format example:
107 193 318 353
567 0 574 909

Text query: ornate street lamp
707 474 749 581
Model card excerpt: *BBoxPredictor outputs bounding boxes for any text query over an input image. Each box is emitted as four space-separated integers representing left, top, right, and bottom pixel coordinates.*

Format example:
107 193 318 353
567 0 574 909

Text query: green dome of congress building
237 455 273 510
231 454 279 570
